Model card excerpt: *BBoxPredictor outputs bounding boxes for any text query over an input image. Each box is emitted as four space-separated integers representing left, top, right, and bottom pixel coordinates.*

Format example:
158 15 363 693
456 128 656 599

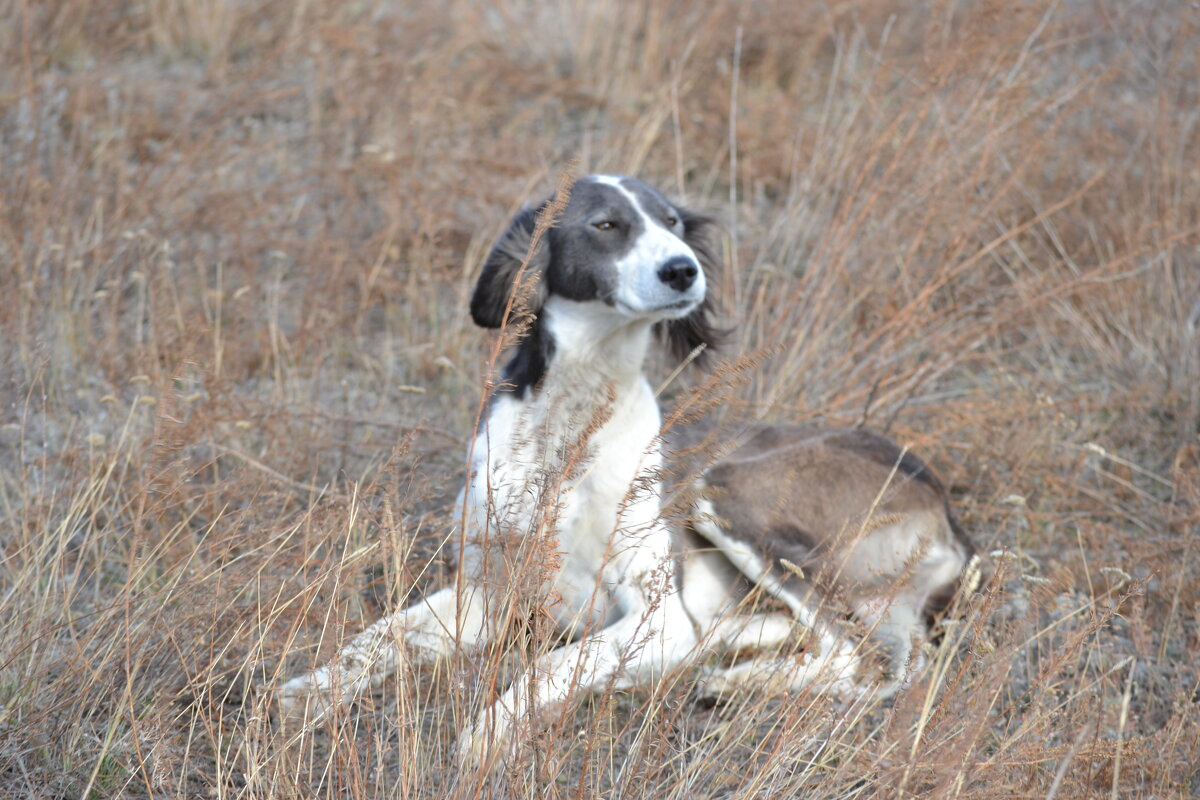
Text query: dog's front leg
455 589 696 768
279 582 487 728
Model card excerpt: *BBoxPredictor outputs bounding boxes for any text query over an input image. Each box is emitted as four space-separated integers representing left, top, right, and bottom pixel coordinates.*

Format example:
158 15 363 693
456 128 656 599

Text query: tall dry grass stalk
1 0 1197 797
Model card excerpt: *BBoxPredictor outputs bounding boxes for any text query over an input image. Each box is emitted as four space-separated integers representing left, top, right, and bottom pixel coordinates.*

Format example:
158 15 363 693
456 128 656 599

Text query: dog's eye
665 215 679 227
594 221 617 231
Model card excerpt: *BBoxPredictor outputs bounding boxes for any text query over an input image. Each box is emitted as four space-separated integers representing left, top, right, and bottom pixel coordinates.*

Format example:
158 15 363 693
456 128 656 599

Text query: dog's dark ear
471 203 551 329
659 206 726 363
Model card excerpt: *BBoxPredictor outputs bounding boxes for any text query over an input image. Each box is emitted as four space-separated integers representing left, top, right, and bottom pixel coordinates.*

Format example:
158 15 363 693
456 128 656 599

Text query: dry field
2 1 1198 797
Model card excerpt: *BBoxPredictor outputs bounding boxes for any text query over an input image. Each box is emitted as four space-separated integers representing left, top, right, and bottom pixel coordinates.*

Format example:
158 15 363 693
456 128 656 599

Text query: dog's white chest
465 377 667 632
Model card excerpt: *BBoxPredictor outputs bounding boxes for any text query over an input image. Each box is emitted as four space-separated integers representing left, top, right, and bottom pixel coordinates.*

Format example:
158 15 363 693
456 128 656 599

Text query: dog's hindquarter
672 423 971 595
669 422 974 693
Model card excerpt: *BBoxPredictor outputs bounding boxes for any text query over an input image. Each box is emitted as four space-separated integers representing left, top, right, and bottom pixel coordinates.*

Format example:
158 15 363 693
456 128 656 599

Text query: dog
278 174 977 765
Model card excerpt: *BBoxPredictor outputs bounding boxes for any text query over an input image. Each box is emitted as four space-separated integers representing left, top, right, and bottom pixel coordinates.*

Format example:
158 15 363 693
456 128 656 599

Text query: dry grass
2 0 1198 797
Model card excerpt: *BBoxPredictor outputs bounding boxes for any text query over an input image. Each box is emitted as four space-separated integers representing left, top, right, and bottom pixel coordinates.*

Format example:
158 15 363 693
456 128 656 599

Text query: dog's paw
454 722 487 770
455 719 503 770
694 664 739 699
455 706 522 771
275 673 334 736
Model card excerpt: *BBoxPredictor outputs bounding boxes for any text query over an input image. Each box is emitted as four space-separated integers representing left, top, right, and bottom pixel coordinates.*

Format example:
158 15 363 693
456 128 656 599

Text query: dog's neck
489 297 662 465
541 297 654 386
500 298 655 396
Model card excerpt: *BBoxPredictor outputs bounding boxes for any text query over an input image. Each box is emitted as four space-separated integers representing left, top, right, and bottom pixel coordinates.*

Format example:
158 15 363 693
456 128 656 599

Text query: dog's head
471 175 721 361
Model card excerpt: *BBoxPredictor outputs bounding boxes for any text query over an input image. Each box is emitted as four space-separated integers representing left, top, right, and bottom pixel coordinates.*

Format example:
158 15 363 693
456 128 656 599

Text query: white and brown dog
279 175 976 764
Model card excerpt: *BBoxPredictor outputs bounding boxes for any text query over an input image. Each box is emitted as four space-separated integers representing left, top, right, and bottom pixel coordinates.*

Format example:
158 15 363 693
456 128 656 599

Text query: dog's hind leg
278 582 486 725
697 625 864 699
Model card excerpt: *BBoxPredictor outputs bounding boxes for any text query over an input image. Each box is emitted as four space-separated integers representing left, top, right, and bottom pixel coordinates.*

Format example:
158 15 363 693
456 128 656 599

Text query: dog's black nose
658 257 699 292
